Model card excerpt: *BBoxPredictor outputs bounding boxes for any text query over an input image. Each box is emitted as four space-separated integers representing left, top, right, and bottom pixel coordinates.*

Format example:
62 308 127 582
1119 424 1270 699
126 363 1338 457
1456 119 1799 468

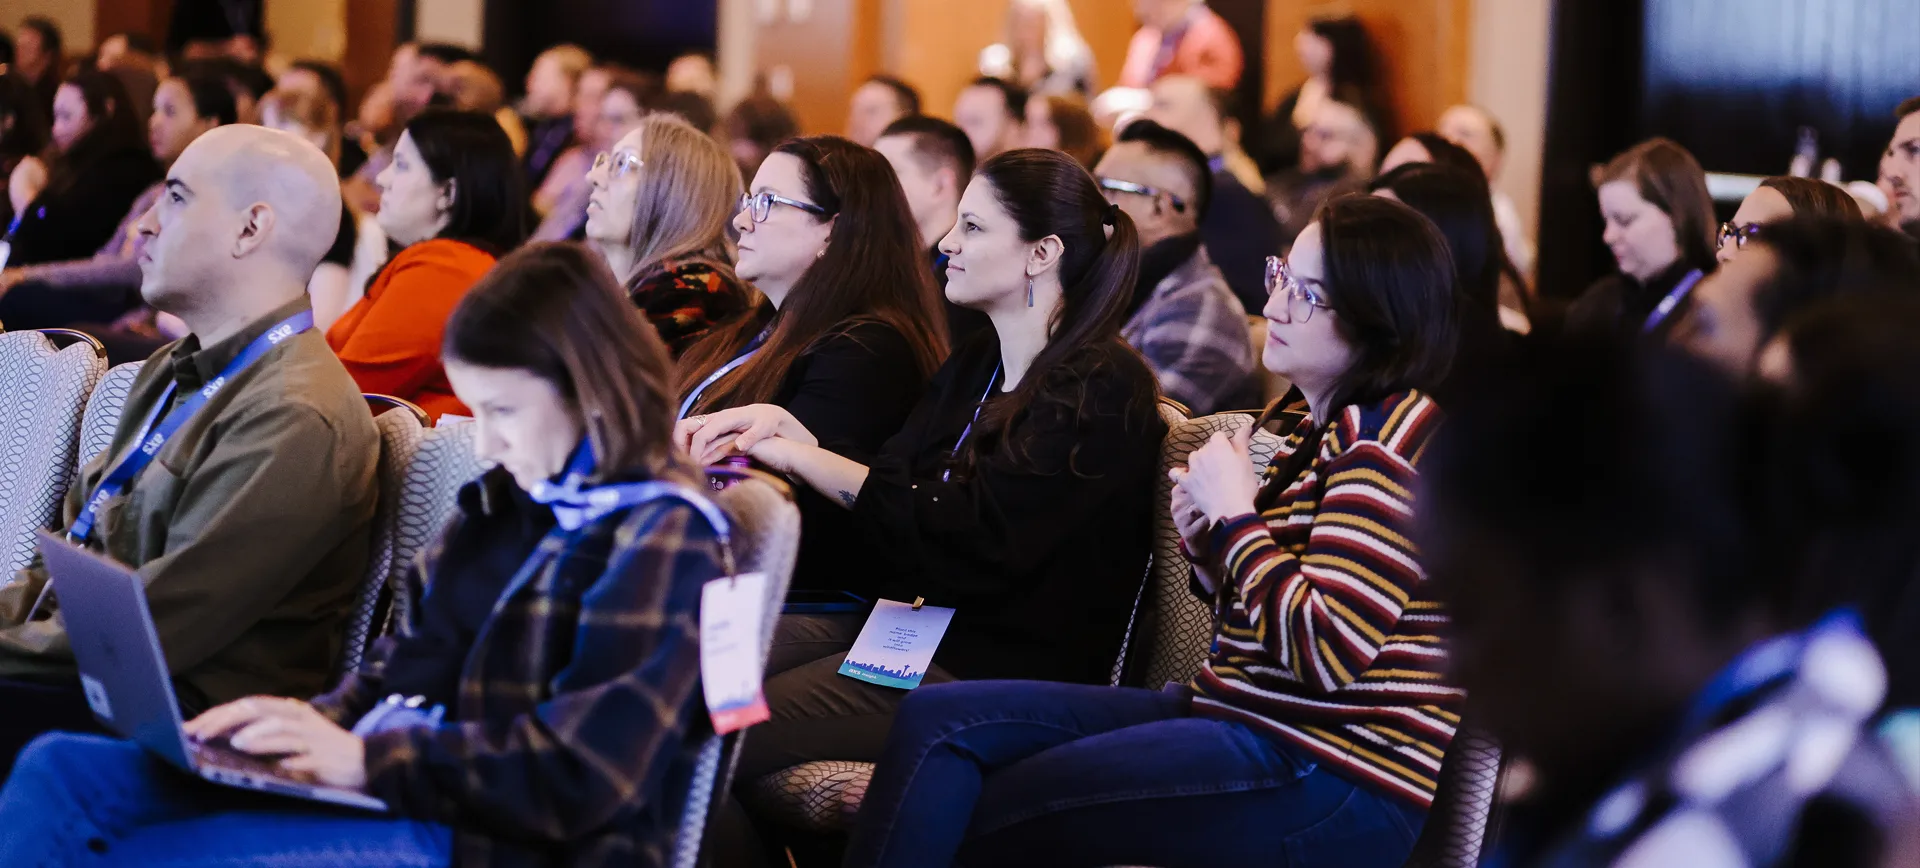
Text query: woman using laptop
0 242 728 867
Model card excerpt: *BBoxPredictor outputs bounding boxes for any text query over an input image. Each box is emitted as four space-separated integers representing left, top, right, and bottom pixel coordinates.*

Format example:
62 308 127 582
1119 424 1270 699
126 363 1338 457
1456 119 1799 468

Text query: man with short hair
848 75 920 147
520 44 594 190
1268 98 1377 249
875 115 991 345
1438 103 1534 275
1095 120 1254 414
0 126 380 774
953 76 1026 162
1887 97 1920 239
12 17 62 112
1146 75 1282 313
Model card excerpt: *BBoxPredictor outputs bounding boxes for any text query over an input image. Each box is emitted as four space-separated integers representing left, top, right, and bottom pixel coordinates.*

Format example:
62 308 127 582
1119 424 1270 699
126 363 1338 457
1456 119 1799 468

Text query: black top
848 333 1166 684
381 468 556 708
764 315 933 592
8 147 162 268
323 202 359 268
932 247 993 346
1566 259 1708 342
1202 170 1283 314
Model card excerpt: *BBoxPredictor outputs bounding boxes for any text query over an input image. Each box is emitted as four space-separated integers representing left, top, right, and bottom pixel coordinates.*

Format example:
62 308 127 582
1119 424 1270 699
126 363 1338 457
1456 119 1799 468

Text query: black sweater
768 317 932 592
848 334 1165 684
9 147 162 268
1566 259 1710 342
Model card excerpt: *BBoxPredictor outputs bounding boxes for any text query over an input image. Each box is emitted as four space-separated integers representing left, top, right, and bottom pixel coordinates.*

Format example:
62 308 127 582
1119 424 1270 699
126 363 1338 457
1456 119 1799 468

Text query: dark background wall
481 0 718 91
1538 0 1920 299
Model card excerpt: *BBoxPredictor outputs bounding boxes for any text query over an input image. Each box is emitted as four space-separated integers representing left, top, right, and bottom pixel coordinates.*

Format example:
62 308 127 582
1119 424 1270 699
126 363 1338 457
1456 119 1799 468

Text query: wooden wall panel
1263 0 1473 140
753 0 880 136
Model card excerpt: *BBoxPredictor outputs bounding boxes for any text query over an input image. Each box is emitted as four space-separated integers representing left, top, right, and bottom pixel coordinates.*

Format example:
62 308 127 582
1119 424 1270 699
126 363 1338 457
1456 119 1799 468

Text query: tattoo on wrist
837 490 856 507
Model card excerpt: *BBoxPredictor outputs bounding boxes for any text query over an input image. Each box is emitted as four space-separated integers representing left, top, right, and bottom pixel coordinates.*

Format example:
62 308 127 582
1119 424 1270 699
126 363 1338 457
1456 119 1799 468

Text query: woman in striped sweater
844 194 1461 868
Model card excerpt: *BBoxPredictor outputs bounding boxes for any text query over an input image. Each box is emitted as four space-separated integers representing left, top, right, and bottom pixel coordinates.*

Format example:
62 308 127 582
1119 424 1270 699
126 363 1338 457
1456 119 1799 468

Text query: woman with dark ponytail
843 193 1461 868
682 148 1163 819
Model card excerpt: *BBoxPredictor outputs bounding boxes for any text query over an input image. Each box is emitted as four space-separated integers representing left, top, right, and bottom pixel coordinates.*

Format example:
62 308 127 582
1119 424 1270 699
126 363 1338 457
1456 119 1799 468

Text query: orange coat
326 238 495 422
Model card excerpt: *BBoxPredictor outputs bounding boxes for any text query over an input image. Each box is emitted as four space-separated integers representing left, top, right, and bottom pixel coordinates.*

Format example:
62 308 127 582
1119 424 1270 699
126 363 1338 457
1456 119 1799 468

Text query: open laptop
36 530 387 811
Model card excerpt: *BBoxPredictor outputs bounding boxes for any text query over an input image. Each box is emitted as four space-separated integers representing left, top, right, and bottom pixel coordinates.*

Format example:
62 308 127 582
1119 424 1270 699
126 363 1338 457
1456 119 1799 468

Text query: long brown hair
1597 137 1716 274
960 148 1157 475
618 115 745 288
45 70 148 196
676 135 949 412
443 241 697 488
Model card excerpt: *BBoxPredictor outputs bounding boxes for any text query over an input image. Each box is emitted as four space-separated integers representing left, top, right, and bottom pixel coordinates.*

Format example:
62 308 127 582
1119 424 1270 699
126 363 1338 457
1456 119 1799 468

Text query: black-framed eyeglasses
1096 176 1186 213
1718 221 1762 251
738 191 829 224
591 150 644 180
1264 256 1333 324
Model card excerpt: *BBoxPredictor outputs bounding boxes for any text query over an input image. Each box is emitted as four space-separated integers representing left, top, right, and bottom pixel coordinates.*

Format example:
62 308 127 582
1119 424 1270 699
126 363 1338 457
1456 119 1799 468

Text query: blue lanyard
527 440 735 570
677 324 773 420
1642 268 1704 334
942 362 1002 482
68 311 314 544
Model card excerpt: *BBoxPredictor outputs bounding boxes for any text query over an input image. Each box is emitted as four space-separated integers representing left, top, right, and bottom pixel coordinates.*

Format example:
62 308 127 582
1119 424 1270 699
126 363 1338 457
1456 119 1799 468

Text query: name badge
837 598 955 690
699 572 772 734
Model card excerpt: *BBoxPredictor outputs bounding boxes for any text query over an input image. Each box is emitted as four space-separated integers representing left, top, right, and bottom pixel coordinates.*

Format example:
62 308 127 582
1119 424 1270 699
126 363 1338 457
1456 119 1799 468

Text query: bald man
0 126 380 775
1437 104 1534 275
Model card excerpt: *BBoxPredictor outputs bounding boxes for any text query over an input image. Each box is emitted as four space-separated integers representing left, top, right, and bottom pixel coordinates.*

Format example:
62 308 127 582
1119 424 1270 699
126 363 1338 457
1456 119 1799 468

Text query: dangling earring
1026 277 1035 308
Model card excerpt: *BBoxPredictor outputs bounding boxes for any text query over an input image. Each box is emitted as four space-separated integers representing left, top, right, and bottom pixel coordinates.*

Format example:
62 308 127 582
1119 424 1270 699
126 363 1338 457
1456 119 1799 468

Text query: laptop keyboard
191 739 319 785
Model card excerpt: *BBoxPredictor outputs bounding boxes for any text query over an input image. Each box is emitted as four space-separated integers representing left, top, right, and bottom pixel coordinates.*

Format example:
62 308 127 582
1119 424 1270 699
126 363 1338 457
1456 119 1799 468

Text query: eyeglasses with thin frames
1264 256 1334 324
1717 221 1762 251
1096 176 1187 213
738 191 829 224
591 150 644 180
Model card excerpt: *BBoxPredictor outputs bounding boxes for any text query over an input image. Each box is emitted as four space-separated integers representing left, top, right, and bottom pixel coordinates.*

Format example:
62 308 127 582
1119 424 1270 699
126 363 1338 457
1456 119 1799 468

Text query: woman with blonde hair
979 0 1096 97
585 114 753 355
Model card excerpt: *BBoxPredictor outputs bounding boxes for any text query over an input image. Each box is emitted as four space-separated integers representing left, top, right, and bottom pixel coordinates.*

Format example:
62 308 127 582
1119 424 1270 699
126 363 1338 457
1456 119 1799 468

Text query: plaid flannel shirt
1120 246 1257 415
313 469 724 867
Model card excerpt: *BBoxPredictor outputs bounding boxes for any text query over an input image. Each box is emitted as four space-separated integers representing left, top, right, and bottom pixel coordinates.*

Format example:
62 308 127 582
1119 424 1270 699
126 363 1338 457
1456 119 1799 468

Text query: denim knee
11 732 129 784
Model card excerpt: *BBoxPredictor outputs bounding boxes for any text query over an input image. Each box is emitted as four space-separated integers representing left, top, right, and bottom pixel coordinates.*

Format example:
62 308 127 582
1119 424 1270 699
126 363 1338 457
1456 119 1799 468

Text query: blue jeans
0 733 453 866
844 681 1427 868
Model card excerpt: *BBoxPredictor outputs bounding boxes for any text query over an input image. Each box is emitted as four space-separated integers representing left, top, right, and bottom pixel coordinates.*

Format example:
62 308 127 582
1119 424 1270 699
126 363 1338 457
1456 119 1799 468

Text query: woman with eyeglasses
676 135 948 596
1715 176 1863 265
835 193 1458 868
584 114 752 356
326 109 526 422
685 151 1164 862
1567 137 1716 341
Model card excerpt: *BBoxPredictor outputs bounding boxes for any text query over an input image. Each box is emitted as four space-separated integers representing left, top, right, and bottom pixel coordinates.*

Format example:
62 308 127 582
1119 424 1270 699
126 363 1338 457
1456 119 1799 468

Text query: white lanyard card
699 571 772 734
837 597 956 690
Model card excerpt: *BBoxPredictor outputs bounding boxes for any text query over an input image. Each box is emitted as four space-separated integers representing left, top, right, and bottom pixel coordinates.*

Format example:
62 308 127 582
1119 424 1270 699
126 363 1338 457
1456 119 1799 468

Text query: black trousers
0 677 105 781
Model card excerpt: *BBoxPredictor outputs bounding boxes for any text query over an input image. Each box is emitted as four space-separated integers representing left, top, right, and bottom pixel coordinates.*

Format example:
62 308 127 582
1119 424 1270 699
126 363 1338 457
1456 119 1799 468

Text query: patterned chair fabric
670 467 801 868
335 407 428 678
380 420 488 636
1403 723 1505 868
1128 409 1283 691
0 332 106 573
77 362 145 470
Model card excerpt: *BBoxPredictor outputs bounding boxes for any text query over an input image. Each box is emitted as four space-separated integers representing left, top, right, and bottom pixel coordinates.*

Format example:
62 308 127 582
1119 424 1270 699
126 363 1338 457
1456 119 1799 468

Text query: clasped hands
673 404 815 471
1169 422 1260 582
184 696 368 790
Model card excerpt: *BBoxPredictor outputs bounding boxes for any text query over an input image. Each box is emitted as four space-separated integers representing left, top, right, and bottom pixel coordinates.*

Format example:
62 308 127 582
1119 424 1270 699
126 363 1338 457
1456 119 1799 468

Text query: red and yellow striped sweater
1186 390 1462 807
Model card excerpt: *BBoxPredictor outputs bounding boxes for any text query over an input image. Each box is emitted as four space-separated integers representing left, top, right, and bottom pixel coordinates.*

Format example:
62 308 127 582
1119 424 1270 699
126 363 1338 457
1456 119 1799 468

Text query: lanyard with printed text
67 311 314 544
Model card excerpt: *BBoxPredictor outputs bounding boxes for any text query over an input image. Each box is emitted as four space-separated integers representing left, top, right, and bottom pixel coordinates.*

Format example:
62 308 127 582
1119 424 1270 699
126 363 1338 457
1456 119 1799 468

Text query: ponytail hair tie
1104 203 1120 226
